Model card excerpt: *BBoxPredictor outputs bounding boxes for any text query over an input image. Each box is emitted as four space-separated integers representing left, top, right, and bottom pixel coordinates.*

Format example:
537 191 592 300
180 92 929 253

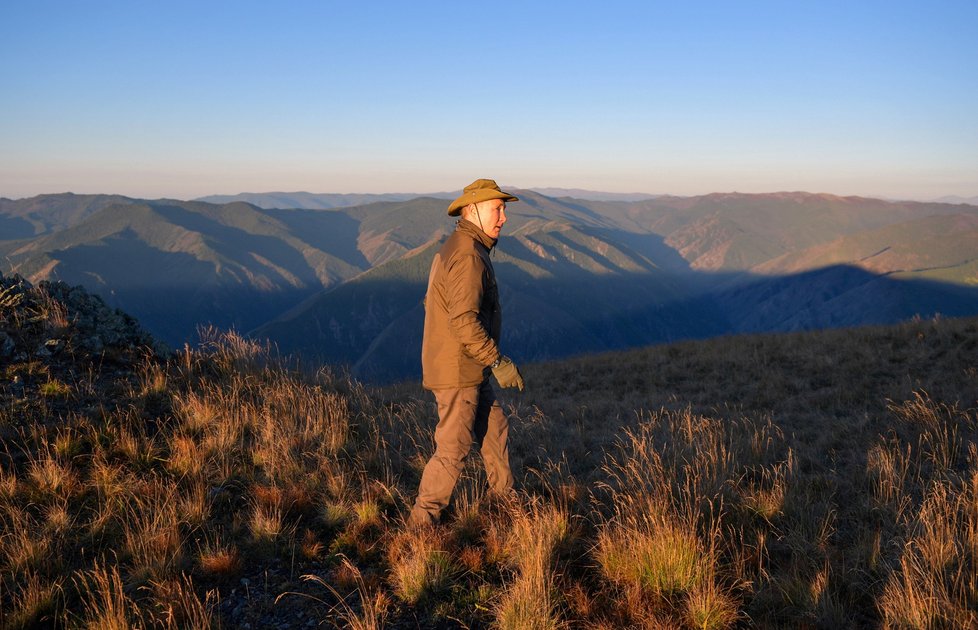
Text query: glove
492 356 524 391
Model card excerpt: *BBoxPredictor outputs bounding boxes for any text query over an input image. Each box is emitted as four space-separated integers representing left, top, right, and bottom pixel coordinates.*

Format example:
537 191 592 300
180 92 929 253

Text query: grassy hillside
755 211 978 281
0 193 135 238
0 199 373 344
3 274 977 627
609 192 975 271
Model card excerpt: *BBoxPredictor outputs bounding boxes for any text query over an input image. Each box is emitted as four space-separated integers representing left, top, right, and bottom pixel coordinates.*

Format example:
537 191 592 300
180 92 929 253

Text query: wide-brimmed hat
447 179 519 216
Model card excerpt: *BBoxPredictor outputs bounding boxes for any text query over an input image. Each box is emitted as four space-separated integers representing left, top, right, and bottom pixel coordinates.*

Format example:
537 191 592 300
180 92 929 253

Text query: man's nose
499 208 507 223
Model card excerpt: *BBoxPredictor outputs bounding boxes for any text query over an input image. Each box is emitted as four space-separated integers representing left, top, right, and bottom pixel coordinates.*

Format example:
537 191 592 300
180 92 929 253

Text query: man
407 178 525 528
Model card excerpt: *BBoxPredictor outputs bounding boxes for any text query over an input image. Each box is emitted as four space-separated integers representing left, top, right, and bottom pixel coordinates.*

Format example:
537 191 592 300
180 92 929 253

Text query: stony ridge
1 272 166 363
1 272 169 435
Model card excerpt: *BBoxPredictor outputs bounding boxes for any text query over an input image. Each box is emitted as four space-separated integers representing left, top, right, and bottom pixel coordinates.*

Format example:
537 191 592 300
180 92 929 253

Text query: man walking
408 178 525 528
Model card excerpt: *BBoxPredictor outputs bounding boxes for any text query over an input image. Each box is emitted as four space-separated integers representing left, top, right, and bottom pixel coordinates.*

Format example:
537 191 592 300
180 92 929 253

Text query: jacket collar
456 218 497 251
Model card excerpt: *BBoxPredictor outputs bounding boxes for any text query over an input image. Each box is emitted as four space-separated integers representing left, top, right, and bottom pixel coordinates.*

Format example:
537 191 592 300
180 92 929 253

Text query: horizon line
5 188 978 205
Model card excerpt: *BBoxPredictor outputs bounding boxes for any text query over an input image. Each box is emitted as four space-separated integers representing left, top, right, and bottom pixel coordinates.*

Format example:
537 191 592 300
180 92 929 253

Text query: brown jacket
422 219 502 390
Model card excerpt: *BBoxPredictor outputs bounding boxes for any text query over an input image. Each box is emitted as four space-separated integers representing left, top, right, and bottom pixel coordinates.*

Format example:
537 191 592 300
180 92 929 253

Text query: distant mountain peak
526 188 661 202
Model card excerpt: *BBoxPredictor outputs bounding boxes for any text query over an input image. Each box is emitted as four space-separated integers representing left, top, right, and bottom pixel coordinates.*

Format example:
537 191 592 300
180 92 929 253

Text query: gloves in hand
492 356 524 391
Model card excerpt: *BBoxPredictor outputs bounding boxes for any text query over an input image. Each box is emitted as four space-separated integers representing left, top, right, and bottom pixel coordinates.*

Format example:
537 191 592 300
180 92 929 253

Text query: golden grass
147 573 216 629
39 378 71 397
1 507 54 577
1 572 63 629
684 580 740 630
0 466 18 502
122 483 185 581
27 452 79 498
387 527 456 604
495 502 570 629
2 317 977 626
197 537 242 577
320 500 353 529
73 563 140 630
597 519 708 598
248 501 285 545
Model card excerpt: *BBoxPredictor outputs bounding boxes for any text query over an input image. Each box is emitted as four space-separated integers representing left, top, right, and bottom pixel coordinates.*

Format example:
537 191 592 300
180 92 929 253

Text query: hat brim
447 190 519 216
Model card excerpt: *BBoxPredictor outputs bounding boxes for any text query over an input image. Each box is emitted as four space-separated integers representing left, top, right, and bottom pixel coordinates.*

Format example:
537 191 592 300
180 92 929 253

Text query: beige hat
447 179 519 216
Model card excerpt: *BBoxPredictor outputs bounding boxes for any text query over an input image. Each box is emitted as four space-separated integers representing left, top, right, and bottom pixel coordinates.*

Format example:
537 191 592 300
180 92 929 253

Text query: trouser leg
473 380 513 494
409 386 479 526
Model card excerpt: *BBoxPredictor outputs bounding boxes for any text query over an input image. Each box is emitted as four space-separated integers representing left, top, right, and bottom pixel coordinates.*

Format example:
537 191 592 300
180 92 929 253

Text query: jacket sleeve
445 253 500 366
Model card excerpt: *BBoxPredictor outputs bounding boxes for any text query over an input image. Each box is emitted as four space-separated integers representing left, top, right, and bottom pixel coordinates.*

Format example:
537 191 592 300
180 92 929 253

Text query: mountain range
193 188 661 209
2 189 977 382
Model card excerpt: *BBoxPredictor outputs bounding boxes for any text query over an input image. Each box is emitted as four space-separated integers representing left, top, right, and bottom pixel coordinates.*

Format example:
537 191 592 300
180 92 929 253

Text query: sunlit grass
1 315 977 626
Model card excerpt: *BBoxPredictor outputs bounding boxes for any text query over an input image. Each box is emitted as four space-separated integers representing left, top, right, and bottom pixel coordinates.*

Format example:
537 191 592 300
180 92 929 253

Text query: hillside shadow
495 227 697 282
265 208 371 269
251 262 978 385
717 265 978 333
0 216 36 240
528 196 618 226
152 204 325 287
50 235 316 345
547 230 659 274
579 227 693 273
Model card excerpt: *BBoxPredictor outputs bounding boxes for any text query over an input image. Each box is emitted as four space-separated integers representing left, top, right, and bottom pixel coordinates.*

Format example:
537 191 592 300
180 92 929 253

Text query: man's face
473 199 507 239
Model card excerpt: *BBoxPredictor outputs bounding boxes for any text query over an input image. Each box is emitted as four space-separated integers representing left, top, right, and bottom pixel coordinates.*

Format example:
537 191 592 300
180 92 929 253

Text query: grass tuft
39 378 71 397
197 538 241 577
3 573 63 630
597 519 707 598
388 528 456 604
685 580 739 630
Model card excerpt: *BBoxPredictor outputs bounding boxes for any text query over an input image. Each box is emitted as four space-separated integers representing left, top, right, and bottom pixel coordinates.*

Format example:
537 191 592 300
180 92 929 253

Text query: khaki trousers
408 379 513 526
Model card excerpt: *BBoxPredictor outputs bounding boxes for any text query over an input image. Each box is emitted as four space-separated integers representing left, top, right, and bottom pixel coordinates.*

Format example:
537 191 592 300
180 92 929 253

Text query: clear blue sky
2 1 976 200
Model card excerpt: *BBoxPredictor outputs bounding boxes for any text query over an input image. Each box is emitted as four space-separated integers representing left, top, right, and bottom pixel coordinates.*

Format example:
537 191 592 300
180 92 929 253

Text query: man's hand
492 356 524 391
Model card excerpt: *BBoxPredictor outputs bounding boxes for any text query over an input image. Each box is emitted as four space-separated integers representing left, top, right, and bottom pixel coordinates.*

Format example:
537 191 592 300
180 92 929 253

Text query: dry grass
387 527 456 604
294 558 390 630
1 316 977 626
73 563 140 630
1 572 64 629
494 501 570 630
685 579 740 630
39 378 72 397
197 537 242 577
147 573 217 630
597 519 708 598
1 507 54 577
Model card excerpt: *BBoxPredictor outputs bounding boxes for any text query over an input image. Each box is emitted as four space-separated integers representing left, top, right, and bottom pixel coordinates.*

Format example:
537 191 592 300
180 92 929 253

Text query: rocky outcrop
0 272 167 364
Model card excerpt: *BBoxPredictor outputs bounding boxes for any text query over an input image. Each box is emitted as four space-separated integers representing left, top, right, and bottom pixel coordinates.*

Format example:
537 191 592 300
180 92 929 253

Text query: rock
2 272 170 375
82 335 104 354
44 339 64 355
0 331 14 358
